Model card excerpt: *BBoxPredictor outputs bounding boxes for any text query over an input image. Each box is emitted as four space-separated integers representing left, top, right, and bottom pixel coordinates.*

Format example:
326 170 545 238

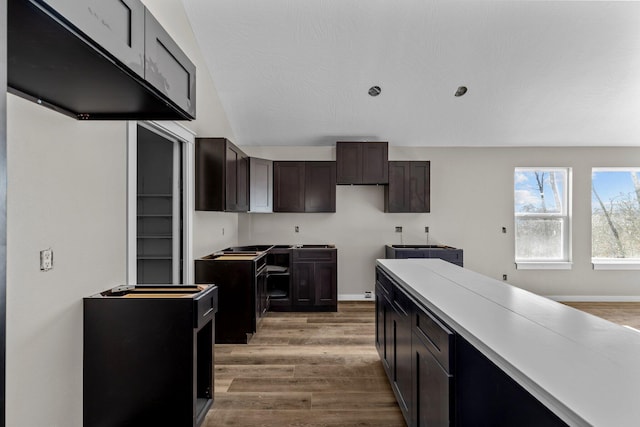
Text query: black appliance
83 284 217 427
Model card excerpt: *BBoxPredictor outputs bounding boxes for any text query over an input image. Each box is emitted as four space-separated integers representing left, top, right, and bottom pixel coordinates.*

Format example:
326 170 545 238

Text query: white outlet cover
40 248 53 271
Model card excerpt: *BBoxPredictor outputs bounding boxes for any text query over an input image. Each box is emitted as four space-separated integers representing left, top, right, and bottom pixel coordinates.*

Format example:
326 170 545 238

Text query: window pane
515 170 565 214
592 170 640 259
515 218 565 260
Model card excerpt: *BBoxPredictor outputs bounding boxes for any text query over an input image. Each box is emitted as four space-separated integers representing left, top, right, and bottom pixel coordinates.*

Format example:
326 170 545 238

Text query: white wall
240 145 640 299
6 95 127 427
5 2 235 426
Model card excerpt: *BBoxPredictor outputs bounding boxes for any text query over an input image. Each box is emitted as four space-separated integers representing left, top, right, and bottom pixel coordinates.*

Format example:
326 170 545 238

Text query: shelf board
137 256 173 260
137 235 173 239
137 193 173 198
137 214 173 218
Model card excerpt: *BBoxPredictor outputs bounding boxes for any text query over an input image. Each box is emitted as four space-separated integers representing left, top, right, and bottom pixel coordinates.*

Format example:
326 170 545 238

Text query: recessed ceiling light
455 86 468 97
368 86 382 97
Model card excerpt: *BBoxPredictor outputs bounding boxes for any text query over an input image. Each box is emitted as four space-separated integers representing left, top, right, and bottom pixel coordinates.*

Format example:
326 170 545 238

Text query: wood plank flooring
203 301 405 427
203 300 640 426
562 301 640 330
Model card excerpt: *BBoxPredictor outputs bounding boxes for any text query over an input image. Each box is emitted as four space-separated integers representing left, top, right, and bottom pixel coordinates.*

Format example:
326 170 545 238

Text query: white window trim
126 120 196 285
514 167 572 268
592 259 640 270
516 262 572 270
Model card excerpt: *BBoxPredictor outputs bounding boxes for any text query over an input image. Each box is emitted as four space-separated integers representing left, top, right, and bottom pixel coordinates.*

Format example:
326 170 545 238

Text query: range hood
7 0 195 120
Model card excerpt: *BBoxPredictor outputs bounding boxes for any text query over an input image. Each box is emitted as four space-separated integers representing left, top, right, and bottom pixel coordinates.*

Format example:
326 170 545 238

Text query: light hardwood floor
203 301 405 427
203 300 640 426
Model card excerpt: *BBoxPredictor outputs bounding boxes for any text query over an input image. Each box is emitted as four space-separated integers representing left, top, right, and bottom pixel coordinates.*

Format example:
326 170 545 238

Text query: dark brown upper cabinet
385 161 430 213
273 161 336 213
336 141 388 185
195 138 249 212
8 0 196 120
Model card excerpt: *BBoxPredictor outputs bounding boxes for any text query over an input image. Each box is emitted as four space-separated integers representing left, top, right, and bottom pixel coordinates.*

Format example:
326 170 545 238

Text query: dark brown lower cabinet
291 248 337 311
375 266 568 427
83 285 218 427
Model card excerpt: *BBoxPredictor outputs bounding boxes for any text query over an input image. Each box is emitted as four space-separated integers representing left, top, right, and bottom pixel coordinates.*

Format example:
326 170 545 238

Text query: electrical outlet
364 291 373 299
395 226 403 233
40 248 53 271
502 274 508 281
425 226 430 233
295 226 299 233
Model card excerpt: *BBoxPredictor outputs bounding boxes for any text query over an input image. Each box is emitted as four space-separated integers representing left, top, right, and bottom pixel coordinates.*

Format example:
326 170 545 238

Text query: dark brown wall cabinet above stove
7 0 196 120
336 141 389 185
273 161 336 213
196 138 249 212
84 285 218 427
385 161 431 213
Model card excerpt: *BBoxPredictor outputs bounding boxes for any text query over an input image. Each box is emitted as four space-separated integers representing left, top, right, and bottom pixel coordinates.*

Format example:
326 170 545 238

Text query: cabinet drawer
292 249 336 262
392 285 412 317
194 286 218 329
375 267 394 297
414 305 454 373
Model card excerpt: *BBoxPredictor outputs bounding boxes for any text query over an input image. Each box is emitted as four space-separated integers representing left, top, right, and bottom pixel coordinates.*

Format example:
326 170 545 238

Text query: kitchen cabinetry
144 10 197 117
385 161 430 213
291 248 337 311
336 141 388 185
273 161 336 212
42 0 146 77
376 261 568 427
195 138 249 212
266 247 292 310
249 157 273 213
84 285 217 427
194 252 267 343
8 0 196 120
385 245 463 267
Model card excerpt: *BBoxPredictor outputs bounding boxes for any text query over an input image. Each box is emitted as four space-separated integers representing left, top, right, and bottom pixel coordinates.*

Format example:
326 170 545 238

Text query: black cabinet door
413 332 452 427
337 141 388 184
195 138 248 212
144 9 196 118
336 142 362 184
273 161 305 212
292 262 314 306
392 290 413 424
362 142 389 184
44 0 146 77
314 262 337 306
225 144 248 212
385 161 430 212
305 161 336 212
376 286 392 374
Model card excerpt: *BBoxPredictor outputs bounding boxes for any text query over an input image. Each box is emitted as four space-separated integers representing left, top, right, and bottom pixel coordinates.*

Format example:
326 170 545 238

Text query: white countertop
376 258 640 427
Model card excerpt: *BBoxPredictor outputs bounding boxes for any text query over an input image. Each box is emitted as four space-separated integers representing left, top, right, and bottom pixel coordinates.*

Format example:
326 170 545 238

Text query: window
514 168 571 268
592 168 640 269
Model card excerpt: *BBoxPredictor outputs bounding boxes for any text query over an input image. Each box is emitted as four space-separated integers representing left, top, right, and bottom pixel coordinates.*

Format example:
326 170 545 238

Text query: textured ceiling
182 0 640 147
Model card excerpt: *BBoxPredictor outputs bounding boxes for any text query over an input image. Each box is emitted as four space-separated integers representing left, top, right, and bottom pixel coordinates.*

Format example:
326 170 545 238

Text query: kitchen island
376 258 640 427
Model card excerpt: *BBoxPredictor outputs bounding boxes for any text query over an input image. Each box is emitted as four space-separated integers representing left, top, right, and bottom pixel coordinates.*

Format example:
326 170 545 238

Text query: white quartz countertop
376 258 640 427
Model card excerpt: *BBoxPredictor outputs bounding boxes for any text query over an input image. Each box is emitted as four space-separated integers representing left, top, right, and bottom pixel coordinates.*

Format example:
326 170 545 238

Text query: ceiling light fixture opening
455 86 468 97
368 86 382 97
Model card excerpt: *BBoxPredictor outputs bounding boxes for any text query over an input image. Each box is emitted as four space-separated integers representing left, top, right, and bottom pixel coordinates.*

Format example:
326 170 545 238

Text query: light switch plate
40 248 53 271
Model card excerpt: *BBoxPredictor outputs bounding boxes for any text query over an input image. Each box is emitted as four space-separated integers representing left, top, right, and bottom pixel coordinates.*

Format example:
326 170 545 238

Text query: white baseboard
545 295 640 302
338 293 375 301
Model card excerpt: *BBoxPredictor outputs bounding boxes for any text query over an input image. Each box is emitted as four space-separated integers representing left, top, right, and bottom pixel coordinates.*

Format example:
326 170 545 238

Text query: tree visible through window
592 169 640 260
515 168 570 262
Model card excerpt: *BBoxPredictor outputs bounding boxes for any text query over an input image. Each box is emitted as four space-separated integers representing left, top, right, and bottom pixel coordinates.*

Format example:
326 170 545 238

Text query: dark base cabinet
291 248 337 311
195 254 267 344
83 285 218 427
375 266 568 427
385 245 463 267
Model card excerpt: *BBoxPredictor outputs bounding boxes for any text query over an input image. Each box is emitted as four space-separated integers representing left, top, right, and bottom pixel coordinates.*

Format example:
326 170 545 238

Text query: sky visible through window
592 169 640 259
515 170 565 214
